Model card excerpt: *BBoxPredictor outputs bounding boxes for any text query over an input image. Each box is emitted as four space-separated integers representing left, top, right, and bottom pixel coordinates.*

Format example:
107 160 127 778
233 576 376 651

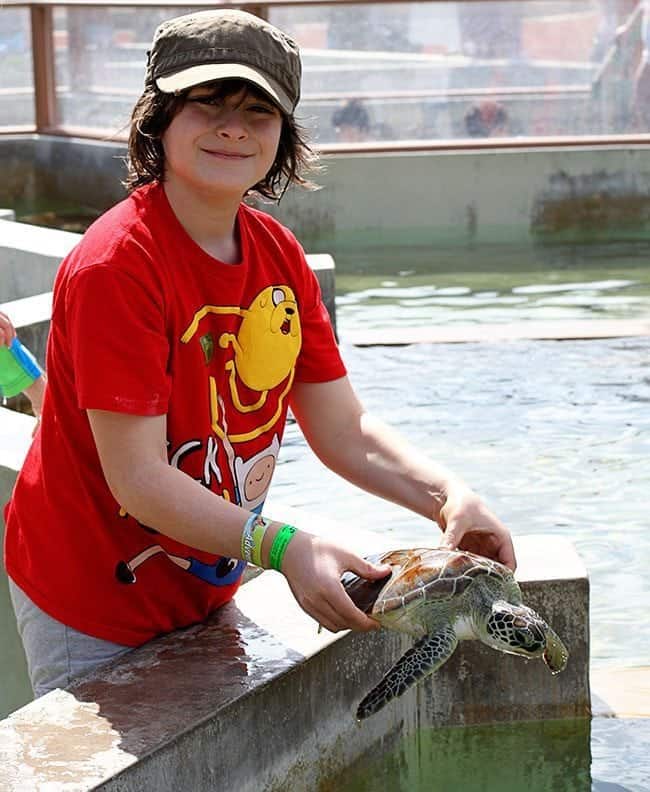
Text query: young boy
4 9 515 698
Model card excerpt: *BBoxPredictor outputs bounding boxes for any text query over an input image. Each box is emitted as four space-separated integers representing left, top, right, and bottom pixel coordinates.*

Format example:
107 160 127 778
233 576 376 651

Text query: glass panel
270 0 648 143
53 7 205 132
0 8 34 128
47 1 650 141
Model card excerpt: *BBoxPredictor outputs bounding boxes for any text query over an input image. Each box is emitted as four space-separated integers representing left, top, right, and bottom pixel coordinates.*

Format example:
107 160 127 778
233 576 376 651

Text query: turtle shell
343 548 512 616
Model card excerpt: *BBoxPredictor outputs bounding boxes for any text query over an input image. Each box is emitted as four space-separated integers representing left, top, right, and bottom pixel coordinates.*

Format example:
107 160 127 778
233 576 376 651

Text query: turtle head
481 601 568 673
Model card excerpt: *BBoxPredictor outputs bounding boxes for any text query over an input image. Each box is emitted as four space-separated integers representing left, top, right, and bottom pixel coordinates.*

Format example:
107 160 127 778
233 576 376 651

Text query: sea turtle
342 547 569 720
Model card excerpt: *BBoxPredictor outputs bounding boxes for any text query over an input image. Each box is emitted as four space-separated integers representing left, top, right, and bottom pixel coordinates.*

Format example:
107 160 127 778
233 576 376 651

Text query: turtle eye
515 629 542 650
487 611 543 651
512 620 546 652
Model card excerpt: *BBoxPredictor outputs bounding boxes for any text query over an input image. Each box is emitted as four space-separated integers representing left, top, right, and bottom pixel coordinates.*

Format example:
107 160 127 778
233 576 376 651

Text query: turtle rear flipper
356 626 458 720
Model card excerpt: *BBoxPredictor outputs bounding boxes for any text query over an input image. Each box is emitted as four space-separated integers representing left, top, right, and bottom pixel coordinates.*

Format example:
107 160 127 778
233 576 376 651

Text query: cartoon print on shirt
114 431 279 584
219 393 280 512
115 547 244 585
114 283 298 589
182 285 301 443
233 439 278 511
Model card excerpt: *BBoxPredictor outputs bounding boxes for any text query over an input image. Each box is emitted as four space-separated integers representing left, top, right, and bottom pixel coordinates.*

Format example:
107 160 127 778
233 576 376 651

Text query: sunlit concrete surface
591 666 650 718
0 292 51 368
0 219 337 335
0 218 80 301
0 527 589 792
0 407 34 503
348 318 650 346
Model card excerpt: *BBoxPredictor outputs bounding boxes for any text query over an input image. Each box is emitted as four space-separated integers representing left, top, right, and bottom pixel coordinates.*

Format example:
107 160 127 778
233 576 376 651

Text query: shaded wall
2 136 650 258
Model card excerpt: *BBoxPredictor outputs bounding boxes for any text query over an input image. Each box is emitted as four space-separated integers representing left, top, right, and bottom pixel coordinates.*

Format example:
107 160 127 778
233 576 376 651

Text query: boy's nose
215 110 248 140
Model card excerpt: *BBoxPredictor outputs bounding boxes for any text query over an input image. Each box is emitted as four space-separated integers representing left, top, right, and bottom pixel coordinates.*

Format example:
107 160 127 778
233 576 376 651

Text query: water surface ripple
272 338 650 669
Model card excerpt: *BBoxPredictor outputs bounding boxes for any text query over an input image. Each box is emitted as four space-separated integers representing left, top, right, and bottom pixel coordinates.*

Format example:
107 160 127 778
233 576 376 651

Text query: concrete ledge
591 666 650 718
0 293 51 369
0 408 37 718
0 530 589 791
305 253 336 336
0 406 34 505
0 219 80 302
348 318 650 346
0 221 337 335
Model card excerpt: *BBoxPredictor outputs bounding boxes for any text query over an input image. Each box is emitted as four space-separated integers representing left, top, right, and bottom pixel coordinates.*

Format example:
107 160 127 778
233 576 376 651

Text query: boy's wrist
240 514 273 567
24 375 47 416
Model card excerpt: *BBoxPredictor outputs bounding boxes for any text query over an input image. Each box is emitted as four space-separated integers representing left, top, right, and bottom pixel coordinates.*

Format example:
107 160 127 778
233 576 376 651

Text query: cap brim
155 63 294 114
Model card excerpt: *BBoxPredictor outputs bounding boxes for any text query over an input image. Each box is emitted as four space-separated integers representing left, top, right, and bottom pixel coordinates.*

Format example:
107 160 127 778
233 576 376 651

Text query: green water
332 718 650 792
333 719 590 792
334 241 650 331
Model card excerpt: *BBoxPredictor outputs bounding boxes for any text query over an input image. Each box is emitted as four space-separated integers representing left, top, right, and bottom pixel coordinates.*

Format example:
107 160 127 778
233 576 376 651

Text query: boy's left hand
0 311 17 347
435 486 516 571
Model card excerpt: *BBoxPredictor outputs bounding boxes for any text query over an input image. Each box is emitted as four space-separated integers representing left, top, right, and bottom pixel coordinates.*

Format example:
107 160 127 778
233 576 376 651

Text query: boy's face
161 82 283 199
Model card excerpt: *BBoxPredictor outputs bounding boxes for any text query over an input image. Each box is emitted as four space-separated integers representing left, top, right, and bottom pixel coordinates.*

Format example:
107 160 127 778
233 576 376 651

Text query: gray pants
8 577 132 698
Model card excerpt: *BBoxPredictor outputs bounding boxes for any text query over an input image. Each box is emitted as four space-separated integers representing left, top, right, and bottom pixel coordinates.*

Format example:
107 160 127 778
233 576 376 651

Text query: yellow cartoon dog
219 285 301 394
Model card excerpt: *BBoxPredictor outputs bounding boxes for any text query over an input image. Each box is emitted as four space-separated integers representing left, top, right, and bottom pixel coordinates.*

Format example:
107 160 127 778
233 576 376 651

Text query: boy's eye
247 103 277 115
187 96 276 115
189 95 218 106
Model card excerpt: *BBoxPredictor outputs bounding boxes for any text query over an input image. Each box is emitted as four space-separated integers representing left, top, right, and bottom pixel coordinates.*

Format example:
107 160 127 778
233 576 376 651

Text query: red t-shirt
4 183 346 646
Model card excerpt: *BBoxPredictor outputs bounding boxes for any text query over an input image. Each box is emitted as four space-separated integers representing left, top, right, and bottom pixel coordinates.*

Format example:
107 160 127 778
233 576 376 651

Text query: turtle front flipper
356 626 458 720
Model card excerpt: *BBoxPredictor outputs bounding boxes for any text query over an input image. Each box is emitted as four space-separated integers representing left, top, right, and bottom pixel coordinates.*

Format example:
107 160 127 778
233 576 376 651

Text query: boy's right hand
0 311 17 347
280 530 391 633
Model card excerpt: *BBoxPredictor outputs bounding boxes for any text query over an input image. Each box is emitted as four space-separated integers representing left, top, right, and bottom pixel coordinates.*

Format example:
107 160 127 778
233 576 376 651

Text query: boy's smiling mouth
202 149 252 159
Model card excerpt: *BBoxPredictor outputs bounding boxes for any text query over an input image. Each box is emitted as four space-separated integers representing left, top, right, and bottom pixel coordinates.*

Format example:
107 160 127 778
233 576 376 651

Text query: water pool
270 336 649 790
272 337 650 669
334 241 650 331
330 717 650 792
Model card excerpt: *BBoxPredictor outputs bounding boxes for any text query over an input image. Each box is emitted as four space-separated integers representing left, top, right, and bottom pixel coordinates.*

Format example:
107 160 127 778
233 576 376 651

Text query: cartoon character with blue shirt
115 429 280 586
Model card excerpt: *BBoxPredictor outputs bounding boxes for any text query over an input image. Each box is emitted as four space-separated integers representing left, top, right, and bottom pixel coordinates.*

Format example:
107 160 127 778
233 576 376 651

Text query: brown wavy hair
124 79 318 200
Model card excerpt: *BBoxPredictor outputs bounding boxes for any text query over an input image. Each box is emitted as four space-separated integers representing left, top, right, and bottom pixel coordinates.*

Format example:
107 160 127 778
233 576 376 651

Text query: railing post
247 5 268 21
30 4 58 132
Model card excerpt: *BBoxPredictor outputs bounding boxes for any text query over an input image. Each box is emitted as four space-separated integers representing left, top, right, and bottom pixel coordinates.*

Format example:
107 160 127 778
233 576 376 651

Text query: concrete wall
3 136 650 258
0 526 589 791
0 400 591 784
0 408 36 718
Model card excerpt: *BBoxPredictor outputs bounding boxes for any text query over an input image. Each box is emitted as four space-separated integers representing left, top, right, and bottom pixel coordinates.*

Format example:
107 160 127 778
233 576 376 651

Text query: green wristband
269 524 297 572
251 517 271 567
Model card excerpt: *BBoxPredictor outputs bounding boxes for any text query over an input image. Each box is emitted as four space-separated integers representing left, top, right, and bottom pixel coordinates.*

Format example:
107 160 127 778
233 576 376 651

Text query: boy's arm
290 376 516 570
87 408 389 632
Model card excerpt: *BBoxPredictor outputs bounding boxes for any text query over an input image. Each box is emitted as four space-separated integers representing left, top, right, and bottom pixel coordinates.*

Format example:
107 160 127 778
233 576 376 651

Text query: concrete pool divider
3 214 650 351
347 319 650 346
591 666 650 718
0 515 589 792
0 292 51 369
0 217 337 336
0 218 81 302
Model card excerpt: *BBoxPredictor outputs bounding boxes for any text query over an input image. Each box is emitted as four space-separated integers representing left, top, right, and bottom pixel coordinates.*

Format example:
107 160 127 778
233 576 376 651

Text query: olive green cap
147 9 301 114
